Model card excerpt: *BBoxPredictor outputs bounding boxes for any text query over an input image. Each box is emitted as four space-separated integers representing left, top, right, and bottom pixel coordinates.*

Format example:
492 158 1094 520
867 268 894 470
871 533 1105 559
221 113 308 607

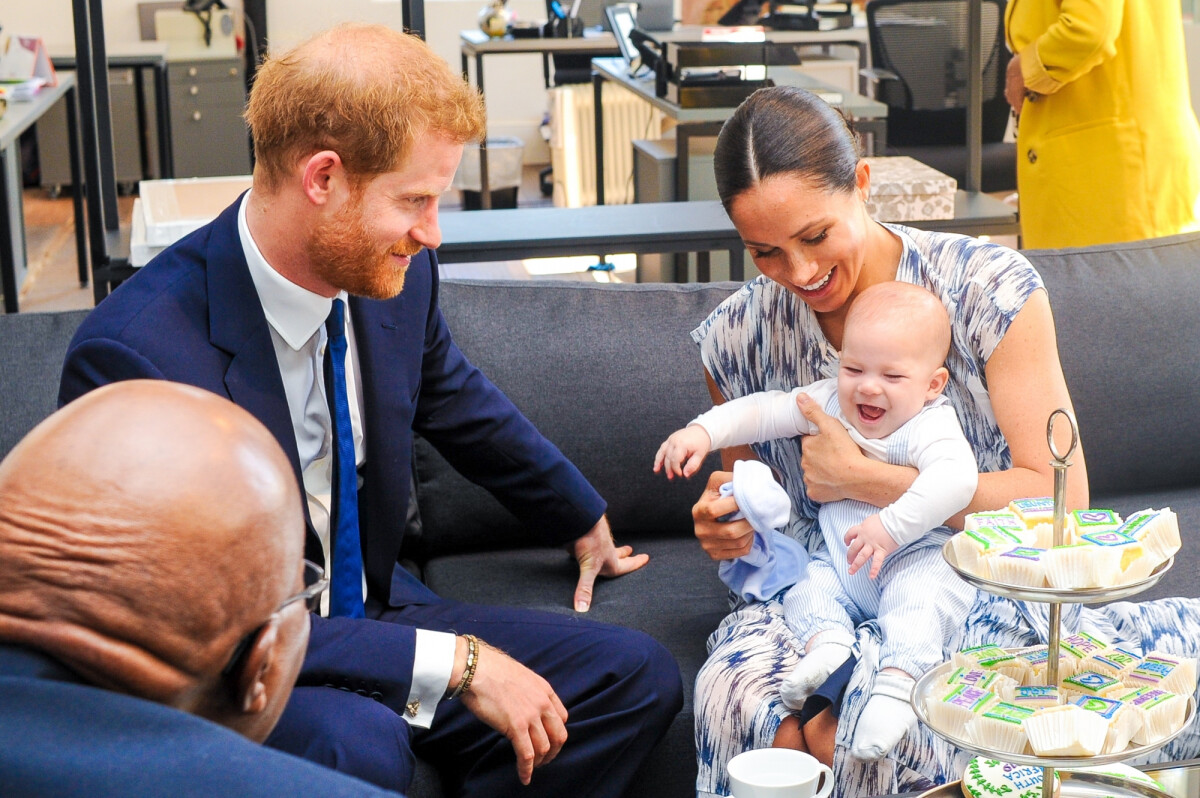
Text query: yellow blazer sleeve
1020 0 1123 95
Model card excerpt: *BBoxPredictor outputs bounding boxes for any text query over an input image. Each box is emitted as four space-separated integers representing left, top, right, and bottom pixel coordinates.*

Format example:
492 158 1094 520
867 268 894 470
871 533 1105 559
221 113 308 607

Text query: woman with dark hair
688 85 1200 797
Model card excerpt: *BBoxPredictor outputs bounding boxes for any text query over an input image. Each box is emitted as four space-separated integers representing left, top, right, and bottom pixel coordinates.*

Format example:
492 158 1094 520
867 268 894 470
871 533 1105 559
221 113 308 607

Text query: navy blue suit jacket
59 196 607 709
0 644 403 797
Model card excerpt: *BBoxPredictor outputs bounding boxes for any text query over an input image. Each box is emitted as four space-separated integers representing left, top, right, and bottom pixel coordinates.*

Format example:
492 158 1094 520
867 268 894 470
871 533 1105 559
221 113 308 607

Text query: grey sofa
3 231 1199 797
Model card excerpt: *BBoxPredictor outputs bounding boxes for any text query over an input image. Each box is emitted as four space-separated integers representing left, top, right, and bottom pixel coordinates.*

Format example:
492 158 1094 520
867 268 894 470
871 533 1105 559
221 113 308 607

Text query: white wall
3 0 551 162
262 0 552 162
0 0 245 50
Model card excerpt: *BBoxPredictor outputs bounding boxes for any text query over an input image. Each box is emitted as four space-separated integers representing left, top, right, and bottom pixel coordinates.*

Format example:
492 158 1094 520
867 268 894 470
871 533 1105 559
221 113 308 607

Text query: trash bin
452 136 524 210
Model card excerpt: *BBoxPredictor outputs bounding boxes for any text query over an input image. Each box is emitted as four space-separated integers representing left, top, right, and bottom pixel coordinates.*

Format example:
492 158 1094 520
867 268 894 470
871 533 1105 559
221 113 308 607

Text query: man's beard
306 193 423 300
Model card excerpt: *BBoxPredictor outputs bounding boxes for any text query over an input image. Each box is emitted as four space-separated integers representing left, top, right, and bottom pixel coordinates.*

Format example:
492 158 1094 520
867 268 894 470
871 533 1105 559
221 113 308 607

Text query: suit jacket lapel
203 197 305 485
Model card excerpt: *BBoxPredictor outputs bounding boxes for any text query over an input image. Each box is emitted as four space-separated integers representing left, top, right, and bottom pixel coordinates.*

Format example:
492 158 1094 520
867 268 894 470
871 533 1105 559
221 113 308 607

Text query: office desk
50 41 173 181
459 29 621 209
437 193 1017 282
438 199 745 273
591 56 888 206
1 73 85 313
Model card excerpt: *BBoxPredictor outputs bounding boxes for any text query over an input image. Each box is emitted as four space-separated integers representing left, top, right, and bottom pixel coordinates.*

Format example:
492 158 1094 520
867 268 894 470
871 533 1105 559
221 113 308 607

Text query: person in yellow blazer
1005 0 1200 248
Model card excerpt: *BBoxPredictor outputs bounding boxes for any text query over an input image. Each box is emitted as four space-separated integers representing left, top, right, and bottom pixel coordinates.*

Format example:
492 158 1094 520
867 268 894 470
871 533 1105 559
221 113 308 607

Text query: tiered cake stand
911 410 1195 798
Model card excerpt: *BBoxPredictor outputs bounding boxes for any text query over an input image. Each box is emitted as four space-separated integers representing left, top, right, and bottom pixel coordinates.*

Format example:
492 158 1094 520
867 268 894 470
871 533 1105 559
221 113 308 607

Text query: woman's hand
692 470 756 561
796 393 866 503
1005 53 1026 115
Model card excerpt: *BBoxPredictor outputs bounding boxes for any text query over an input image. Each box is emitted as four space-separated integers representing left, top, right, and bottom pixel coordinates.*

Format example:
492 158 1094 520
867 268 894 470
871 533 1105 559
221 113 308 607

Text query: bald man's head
0 381 309 740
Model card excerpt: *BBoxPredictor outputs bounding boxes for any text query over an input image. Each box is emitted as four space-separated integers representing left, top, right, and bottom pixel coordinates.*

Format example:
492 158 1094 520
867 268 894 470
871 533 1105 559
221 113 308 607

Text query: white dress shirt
238 192 453 728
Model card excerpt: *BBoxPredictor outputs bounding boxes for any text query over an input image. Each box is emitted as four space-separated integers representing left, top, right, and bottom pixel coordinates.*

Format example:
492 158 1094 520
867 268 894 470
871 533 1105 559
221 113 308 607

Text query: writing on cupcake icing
1011 498 1054 515
948 668 1001 690
964 758 1050 798
1116 512 1158 539
960 645 1017 670
982 702 1035 725
944 684 993 712
1129 655 1180 686
1090 648 1141 671
1061 631 1107 659
966 527 1026 551
1011 685 1059 705
1120 687 1176 708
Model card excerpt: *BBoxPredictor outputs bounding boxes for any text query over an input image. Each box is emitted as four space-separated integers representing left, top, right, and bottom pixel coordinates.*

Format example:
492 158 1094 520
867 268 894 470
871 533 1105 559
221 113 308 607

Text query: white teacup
727 748 835 798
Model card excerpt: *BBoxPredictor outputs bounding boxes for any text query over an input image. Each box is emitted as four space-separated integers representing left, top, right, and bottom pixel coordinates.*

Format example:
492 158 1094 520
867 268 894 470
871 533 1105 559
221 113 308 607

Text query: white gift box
864 156 957 222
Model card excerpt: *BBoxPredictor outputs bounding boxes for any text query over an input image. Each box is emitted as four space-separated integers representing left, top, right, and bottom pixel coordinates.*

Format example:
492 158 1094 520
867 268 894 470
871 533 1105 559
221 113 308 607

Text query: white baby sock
779 633 855 710
850 670 918 760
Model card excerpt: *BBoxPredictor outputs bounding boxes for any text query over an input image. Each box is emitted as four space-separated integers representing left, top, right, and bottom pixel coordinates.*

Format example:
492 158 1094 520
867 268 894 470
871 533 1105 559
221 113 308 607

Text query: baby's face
836 316 948 439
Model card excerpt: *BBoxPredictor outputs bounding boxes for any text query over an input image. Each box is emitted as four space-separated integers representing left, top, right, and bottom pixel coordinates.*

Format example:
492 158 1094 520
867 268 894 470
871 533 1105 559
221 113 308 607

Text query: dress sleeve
956 242 1045 365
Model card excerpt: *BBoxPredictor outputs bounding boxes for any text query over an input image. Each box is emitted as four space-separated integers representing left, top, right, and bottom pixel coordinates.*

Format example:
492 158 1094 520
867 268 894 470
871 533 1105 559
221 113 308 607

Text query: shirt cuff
1021 42 1063 96
405 629 456 729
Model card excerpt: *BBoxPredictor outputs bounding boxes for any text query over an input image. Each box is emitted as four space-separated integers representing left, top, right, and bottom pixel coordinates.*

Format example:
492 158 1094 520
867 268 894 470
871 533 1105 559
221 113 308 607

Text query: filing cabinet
167 57 251 177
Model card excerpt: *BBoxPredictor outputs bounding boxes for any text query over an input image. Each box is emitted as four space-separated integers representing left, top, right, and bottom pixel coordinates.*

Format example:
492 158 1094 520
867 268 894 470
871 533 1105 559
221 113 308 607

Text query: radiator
549 83 663 207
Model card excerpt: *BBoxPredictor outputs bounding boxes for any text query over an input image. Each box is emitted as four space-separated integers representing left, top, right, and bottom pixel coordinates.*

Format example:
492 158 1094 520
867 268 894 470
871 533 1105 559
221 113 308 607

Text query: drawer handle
229 67 238 76
188 66 198 77
189 85 199 95
192 111 202 121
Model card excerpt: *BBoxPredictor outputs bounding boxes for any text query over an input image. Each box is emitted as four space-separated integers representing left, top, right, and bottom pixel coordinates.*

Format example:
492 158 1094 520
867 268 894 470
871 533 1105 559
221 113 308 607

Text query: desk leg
697 251 710 282
728 246 744 282
132 67 151 181
672 125 692 281
477 53 491 210
0 146 18 313
154 63 173 178
593 72 605 206
66 86 90 288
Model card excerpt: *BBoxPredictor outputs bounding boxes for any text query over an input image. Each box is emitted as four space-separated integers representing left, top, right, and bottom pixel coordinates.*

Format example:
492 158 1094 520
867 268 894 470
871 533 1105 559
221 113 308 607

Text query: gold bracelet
449 634 479 700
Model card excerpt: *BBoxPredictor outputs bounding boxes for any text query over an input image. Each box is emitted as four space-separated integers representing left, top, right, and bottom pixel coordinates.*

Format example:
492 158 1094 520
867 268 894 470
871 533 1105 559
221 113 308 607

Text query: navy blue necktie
324 299 365 618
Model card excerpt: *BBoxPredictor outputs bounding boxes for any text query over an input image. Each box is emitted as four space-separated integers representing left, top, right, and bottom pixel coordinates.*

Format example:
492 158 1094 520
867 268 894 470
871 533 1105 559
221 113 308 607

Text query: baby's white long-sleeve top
692 378 978 547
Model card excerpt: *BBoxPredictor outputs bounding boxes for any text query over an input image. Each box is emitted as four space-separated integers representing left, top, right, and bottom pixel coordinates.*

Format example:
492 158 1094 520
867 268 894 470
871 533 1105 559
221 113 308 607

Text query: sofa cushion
1028 232 1200 497
0 309 90 458
411 279 741 560
423 534 731 798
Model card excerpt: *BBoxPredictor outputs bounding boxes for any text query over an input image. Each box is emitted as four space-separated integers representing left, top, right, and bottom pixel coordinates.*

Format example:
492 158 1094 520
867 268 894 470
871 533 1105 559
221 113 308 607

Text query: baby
655 281 979 759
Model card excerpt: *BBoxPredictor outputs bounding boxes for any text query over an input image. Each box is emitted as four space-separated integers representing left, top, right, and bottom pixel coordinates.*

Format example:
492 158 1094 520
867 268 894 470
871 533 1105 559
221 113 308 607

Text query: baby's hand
844 514 898 579
652 425 713 479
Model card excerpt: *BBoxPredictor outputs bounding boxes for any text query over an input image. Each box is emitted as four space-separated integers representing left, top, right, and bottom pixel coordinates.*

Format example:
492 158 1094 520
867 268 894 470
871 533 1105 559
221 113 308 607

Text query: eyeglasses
221 559 328 678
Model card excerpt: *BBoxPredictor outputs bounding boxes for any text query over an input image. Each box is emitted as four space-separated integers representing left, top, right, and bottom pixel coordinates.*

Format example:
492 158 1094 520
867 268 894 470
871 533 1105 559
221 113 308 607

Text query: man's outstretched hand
572 515 649 612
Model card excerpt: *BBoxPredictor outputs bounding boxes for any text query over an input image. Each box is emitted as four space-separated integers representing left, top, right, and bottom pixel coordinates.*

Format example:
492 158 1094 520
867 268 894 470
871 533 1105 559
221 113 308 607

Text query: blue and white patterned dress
690 224 1200 797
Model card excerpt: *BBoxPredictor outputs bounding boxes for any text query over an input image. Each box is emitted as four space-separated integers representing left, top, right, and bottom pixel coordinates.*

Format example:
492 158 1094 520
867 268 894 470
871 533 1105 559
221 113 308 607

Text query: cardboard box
864 156 956 222
138 176 252 248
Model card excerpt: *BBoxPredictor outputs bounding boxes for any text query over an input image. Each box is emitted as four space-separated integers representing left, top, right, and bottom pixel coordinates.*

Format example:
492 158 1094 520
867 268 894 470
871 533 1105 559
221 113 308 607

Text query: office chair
864 0 1016 193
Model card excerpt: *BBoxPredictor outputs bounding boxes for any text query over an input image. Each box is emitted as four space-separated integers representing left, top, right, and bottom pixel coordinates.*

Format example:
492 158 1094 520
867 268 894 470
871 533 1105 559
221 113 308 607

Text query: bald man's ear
232 617 281 714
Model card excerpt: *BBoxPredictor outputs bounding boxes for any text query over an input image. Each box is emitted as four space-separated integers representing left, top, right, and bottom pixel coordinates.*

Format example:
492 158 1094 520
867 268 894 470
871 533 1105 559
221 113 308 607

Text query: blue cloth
57 194 682 796
0 644 402 798
716 460 810 602
324 299 365 619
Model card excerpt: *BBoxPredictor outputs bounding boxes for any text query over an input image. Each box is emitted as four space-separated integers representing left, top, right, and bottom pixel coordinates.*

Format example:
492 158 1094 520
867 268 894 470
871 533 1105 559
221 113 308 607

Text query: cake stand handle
1043 409 1078 798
